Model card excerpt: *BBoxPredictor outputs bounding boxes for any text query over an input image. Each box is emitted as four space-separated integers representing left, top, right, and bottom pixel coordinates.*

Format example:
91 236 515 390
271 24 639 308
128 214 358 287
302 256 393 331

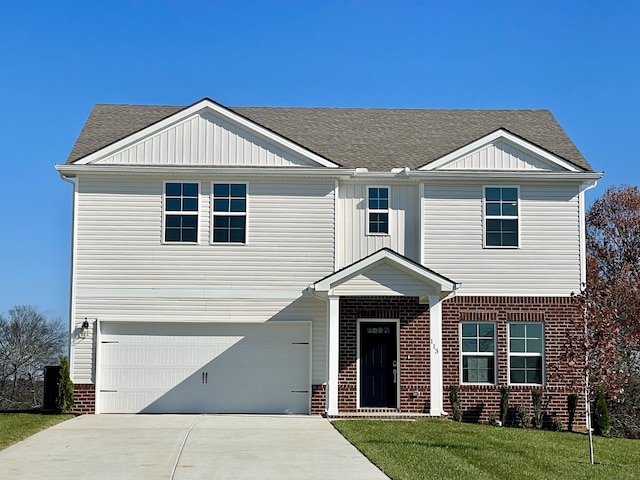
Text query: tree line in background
568 184 640 439
0 305 66 410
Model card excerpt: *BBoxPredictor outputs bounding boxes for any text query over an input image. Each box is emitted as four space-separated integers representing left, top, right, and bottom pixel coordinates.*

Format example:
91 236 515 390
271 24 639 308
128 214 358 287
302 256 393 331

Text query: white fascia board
412 171 603 182
55 164 356 179
419 129 583 172
71 98 340 168
312 249 457 293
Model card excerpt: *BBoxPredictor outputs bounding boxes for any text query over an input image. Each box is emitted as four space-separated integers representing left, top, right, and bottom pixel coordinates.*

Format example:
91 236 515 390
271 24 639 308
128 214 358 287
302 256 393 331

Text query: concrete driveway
0 414 388 479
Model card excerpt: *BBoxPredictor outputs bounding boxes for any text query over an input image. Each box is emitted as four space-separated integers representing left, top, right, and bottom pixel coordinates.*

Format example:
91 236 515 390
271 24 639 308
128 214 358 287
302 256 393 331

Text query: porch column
326 295 340 416
429 294 445 416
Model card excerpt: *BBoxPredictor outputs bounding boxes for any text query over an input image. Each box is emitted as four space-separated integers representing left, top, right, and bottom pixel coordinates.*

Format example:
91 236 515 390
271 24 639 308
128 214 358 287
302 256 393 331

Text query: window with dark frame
368 187 389 234
485 187 518 247
212 183 247 243
164 182 198 243
509 322 544 385
461 322 496 384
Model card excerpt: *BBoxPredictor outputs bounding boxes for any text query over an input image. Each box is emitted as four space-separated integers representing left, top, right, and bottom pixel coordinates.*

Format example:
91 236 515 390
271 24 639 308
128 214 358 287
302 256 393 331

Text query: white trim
459 322 497 385
356 318 401 410
419 183 425 265
69 177 79 374
333 180 340 271
326 296 340 416
429 295 445 415
507 321 545 387
313 249 457 294
94 318 101 414
210 181 248 245
366 185 391 236
579 181 599 288
162 180 201 244
71 99 340 168
483 185 520 249
419 129 583 172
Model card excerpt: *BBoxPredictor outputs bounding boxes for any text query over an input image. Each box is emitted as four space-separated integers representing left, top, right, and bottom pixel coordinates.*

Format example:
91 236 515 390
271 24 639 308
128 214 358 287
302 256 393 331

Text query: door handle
392 369 397 384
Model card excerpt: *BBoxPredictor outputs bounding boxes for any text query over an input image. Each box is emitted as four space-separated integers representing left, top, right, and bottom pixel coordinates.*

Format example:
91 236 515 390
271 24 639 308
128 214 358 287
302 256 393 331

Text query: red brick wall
336 295 586 428
442 296 585 427
73 384 95 414
311 384 326 415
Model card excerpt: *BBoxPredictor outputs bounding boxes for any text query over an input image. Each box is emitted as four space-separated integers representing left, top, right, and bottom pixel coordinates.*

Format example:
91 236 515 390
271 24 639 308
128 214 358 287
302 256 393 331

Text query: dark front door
360 322 397 408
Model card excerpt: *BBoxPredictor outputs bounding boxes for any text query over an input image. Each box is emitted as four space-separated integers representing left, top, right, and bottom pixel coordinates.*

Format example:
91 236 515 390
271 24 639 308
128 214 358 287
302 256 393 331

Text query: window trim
459 322 497 385
162 180 200 244
508 321 545 386
210 181 248 245
483 185 520 249
366 185 390 236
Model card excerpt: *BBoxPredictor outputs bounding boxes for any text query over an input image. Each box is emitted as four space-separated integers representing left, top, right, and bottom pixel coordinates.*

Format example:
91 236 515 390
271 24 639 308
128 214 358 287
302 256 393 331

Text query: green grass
333 418 640 480
0 413 73 450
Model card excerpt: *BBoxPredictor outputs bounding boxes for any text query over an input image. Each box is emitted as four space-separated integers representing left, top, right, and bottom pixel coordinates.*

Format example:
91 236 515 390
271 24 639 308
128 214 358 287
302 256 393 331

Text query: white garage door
98 322 310 414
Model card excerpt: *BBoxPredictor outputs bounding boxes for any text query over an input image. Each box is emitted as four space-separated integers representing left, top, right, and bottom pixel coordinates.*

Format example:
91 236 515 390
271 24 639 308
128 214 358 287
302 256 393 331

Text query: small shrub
57 355 74 414
567 393 578 432
500 385 510 425
592 385 611 436
448 384 461 421
547 414 563 432
488 412 499 426
512 405 530 428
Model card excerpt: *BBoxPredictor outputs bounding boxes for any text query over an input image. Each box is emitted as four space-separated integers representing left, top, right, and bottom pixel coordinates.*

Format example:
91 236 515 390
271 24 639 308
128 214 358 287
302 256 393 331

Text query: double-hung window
461 322 496 384
368 187 389 234
484 186 519 247
164 182 198 243
212 183 247 243
509 322 544 385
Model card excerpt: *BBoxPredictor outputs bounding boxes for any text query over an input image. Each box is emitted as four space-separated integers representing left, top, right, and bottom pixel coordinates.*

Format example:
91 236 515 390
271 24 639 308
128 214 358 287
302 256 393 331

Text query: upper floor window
461 322 496 384
368 187 389 234
212 183 247 243
484 186 519 247
164 182 198 243
509 322 544 385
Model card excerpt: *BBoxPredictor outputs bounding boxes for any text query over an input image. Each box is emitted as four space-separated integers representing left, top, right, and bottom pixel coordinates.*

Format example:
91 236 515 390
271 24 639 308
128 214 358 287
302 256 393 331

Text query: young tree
0 305 66 409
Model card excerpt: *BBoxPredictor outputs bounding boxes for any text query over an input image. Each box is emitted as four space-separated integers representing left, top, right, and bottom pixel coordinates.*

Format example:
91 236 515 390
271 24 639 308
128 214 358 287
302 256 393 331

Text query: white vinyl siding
423 182 581 295
332 262 437 297
338 183 419 268
93 111 315 167
71 176 334 384
442 140 565 171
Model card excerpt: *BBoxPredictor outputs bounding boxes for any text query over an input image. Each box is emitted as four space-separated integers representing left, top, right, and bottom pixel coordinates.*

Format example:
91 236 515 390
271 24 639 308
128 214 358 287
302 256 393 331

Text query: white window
484 186 519 247
367 186 389 234
460 322 496 384
212 183 247 243
164 182 199 243
509 322 544 385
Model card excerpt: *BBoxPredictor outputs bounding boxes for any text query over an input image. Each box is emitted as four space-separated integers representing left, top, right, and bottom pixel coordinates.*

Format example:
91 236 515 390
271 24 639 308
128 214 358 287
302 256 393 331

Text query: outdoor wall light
81 318 90 337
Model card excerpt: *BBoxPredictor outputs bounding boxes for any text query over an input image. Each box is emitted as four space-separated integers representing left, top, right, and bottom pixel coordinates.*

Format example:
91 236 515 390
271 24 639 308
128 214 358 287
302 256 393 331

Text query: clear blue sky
1 1 638 321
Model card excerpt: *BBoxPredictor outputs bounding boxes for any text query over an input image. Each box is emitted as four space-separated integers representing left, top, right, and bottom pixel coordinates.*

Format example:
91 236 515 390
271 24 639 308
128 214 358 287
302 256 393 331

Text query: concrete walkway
0 414 388 479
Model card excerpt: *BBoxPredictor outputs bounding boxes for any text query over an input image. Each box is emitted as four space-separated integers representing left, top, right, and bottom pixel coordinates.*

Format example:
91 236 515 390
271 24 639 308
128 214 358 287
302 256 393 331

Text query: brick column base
311 384 326 415
73 384 96 414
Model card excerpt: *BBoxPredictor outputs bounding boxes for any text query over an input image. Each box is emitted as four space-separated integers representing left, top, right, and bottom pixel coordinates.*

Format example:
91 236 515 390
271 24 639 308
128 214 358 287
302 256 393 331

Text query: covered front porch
309 248 459 417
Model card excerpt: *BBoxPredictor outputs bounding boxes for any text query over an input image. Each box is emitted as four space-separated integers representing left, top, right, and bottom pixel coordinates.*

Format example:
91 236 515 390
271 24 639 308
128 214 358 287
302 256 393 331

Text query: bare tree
0 305 66 409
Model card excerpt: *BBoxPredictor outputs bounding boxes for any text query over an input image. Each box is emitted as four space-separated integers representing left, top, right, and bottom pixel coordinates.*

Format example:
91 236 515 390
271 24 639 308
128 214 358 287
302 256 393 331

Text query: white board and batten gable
420 129 585 173
312 248 458 300
73 98 339 168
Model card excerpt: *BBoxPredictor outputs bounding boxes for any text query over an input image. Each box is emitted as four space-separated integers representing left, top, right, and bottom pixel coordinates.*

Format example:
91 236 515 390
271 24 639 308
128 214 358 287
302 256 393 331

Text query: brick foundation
73 384 96 414
335 295 586 428
311 384 326 415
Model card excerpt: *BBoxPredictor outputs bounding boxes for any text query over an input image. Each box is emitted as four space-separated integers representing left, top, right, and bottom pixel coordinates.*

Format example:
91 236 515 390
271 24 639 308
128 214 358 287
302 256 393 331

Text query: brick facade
335 295 585 427
72 383 96 414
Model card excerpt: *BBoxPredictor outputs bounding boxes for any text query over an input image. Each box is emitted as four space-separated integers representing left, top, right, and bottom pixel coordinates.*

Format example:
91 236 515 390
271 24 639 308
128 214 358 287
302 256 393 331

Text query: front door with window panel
360 322 397 408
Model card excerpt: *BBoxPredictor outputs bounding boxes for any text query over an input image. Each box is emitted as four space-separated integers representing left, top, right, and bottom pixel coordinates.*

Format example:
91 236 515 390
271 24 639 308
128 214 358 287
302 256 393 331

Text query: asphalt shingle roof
66 101 592 171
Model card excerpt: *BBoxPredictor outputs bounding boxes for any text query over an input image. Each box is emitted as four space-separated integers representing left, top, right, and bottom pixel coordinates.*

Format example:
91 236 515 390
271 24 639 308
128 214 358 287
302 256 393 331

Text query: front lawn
333 418 640 480
0 413 73 450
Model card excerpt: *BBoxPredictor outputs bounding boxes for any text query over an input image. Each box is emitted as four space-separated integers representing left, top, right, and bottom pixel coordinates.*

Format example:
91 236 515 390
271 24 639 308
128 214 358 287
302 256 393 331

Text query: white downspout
58 172 77 366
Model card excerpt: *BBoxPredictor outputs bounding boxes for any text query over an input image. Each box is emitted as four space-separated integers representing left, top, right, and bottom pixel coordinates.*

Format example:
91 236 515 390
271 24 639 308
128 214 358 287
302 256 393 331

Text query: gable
420 129 583 173
441 140 565 171
332 261 438 296
72 99 339 168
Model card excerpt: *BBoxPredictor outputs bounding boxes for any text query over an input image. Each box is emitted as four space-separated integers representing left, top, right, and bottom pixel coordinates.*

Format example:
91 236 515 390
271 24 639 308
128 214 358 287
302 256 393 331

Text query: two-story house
56 98 601 423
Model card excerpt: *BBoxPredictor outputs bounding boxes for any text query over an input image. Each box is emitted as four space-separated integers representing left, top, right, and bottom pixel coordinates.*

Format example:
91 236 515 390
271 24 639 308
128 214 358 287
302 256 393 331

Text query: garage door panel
98 322 310 414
